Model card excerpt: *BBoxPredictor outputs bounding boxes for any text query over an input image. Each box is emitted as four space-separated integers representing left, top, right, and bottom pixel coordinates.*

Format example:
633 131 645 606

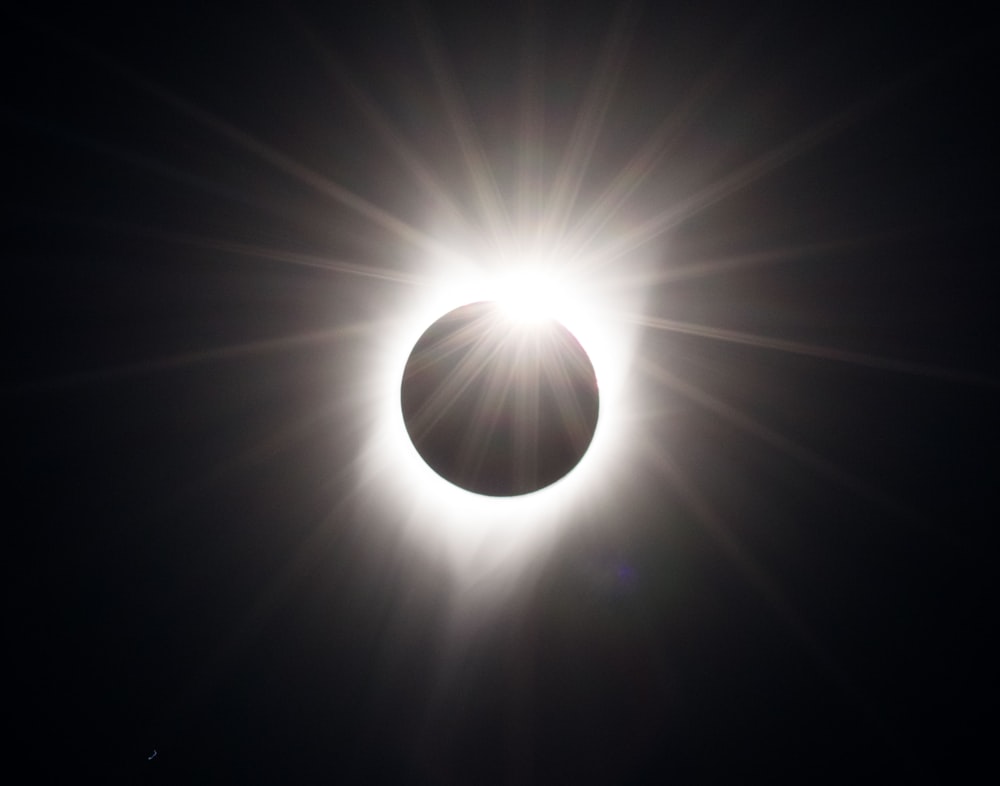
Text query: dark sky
8 2 998 782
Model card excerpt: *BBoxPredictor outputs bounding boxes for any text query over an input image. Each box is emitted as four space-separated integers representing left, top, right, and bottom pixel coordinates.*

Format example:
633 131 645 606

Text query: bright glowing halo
353 234 654 591
493 267 564 325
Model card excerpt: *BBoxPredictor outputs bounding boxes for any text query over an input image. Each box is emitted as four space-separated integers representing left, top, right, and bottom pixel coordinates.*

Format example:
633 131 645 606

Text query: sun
492 264 571 324
353 232 656 590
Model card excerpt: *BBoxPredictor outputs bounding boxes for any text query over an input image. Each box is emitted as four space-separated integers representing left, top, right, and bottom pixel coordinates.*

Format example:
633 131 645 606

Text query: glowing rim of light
355 236 650 585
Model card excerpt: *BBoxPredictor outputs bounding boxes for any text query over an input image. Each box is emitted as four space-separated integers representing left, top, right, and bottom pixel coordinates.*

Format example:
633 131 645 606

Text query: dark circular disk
400 301 600 496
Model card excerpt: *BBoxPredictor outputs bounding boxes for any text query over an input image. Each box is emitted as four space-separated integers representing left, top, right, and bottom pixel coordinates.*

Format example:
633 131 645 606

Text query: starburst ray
187 399 350 499
543 337 596 452
564 18 754 257
34 21 456 260
404 315 508 438
583 73 917 266
11 213 420 393
290 15 477 235
638 357 921 524
11 322 379 394
515 0 546 242
8 111 299 223
68 219 427 285
583 38 970 269
512 334 543 490
136 86 449 258
542 0 641 248
137 228 426 285
411 5 512 247
649 446 868 715
630 314 999 387
592 118 859 263
462 340 521 481
642 230 917 286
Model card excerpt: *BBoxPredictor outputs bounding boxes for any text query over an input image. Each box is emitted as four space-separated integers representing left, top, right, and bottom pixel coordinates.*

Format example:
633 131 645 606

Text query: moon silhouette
400 301 600 496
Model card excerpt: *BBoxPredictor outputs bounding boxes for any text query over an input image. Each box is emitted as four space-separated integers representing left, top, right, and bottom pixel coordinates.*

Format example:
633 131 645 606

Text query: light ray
642 230 916 286
647 445 870 718
631 314 1000 387
411 5 512 247
134 85 450 259
6 111 295 223
10 322 379 394
462 341 520 479
582 37 976 268
406 319 509 438
189 399 352 499
544 339 596 451
163 231 426 285
638 357 925 527
516 0 546 241
29 19 458 261
542 0 641 247
290 14 477 236
590 112 864 264
513 334 543 491
71 220 429 285
563 14 755 257
582 62 928 267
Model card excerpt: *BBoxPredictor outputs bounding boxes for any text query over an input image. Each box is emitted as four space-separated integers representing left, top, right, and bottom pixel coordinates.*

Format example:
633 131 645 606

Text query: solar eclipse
400 300 599 496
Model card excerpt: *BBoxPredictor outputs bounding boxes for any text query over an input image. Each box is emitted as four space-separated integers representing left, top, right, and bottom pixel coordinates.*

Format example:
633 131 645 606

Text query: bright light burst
58 2 927 600
492 264 567 325
355 229 656 589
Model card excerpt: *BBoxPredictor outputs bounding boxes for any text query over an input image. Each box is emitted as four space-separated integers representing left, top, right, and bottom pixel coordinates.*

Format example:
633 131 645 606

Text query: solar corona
356 251 648 582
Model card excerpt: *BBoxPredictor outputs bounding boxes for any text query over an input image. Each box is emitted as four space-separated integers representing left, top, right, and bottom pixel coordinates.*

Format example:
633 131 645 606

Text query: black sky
7 2 998 782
